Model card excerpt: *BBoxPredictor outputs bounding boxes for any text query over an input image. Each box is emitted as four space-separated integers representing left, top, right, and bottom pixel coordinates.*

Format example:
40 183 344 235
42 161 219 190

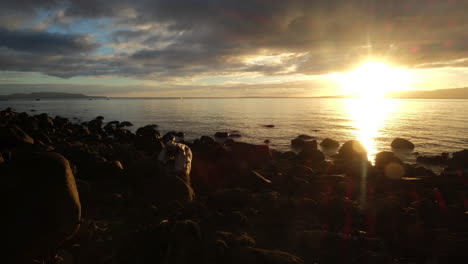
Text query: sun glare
339 61 411 99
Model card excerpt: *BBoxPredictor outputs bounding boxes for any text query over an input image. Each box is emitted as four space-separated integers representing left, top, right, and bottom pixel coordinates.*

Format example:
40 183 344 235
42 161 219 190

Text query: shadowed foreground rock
1 108 467 264
3 152 81 263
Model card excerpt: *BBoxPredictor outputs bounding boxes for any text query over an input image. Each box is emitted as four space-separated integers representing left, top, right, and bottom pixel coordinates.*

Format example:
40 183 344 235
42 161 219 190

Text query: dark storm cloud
0 0 467 79
0 28 99 54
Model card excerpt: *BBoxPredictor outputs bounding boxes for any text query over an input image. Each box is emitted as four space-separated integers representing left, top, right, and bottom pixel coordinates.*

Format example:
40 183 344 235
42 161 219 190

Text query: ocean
2 98 467 164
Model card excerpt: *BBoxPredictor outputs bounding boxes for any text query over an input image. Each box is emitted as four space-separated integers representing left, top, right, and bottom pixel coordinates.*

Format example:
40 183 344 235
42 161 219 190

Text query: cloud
0 0 467 80
0 28 99 55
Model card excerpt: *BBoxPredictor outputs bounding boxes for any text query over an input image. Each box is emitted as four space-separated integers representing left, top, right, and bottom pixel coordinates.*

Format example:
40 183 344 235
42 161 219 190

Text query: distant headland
0 92 106 100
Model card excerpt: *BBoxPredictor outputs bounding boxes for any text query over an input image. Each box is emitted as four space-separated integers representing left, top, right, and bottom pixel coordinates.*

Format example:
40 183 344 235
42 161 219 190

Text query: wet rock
416 153 449 165
119 121 133 127
299 141 324 163
215 132 229 138
337 140 367 161
230 133 242 138
87 118 103 133
136 124 161 139
36 113 54 129
107 120 120 126
375 151 405 179
297 134 314 140
404 164 436 178
320 138 340 149
4 152 81 263
0 124 34 149
291 137 306 149
264 124 275 128
95 115 104 120
175 131 185 138
162 132 176 143
264 139 270 144
446 149 468 169
200 135 216 145
391 137 415 150
54 116 70 129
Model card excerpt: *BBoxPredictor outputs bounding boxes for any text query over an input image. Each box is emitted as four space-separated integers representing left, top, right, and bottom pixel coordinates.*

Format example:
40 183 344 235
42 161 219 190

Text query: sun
338 61 411 99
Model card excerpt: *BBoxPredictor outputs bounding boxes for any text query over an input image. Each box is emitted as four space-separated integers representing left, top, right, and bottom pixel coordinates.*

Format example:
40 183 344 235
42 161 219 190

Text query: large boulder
391 138 415 150
3 152 81 262
0 124 35 149
337 140 367 161
228 141 272 169
320 138 340 149
447 149 468 169
374 151 405 179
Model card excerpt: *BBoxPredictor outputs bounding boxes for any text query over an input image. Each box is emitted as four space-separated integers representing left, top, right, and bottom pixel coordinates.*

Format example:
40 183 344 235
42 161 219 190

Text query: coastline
1 108 467 263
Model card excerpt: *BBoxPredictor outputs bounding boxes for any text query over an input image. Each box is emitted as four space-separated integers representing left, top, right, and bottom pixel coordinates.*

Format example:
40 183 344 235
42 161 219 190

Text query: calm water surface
2 98 467 163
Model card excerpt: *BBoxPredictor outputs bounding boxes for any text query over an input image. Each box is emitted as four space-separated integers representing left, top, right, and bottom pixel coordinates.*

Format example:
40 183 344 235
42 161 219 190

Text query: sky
0 0 467 97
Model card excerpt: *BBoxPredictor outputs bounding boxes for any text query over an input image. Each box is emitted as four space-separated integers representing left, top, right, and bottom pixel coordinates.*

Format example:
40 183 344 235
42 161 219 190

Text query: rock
291 137 306 149
95 115 104 120
107 120 120 126
158 141 193 184
264 125 275 128
416 153 449 165
0 124 35 149
136 124 161 139
447 149 468 169
175 131 185 138
231 247 304 264
297 134 314 140
0 152 4 165
200 135 216 145
217 231 256 247
119 121 133 127
320 138 340 149
375 151 405 179
208 188 253 209
233 170 271 190
158 219 202 263
157 175 195 203
299 141 324 163
337 140 367 161
391 137 415 150
162 132 176 143
264 139 270 144
228 142 272 169
230 133 242 138
215 132 229 138
4 152 81 262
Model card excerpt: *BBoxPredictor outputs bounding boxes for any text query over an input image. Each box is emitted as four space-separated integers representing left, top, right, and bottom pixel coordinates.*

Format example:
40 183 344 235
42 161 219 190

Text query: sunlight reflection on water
345 98 398 162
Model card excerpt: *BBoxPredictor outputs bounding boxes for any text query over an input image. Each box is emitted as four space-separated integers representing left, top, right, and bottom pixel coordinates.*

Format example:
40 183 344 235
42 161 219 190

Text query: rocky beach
1 107 467 264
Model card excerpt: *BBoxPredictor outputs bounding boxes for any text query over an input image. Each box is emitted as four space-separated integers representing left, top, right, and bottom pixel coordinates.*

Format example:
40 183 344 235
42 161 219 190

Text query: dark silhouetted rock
375 151 405 179
230 133 242 138
299 140 324 163
391 137 415 150
297 134 314 140
200 135 216 145
229 141 272 168
231 170 271 190
291 137 306 149
320 138 340 149
136 124 161 139
215 132 229 138
447 149 468 169
264 139 270 144
96 115 104 120
337 140 367 161
231 247 304 264
175 131 185 137
417 153 449 165
264 124 275 128
119 121 133 127
162 133 176 143
0 125 34 149
4 152 81 263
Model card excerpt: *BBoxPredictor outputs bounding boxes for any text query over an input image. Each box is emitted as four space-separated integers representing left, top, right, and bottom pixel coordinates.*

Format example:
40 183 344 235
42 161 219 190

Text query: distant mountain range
321 87 468 99
386 87 468 99
0 92 105 100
